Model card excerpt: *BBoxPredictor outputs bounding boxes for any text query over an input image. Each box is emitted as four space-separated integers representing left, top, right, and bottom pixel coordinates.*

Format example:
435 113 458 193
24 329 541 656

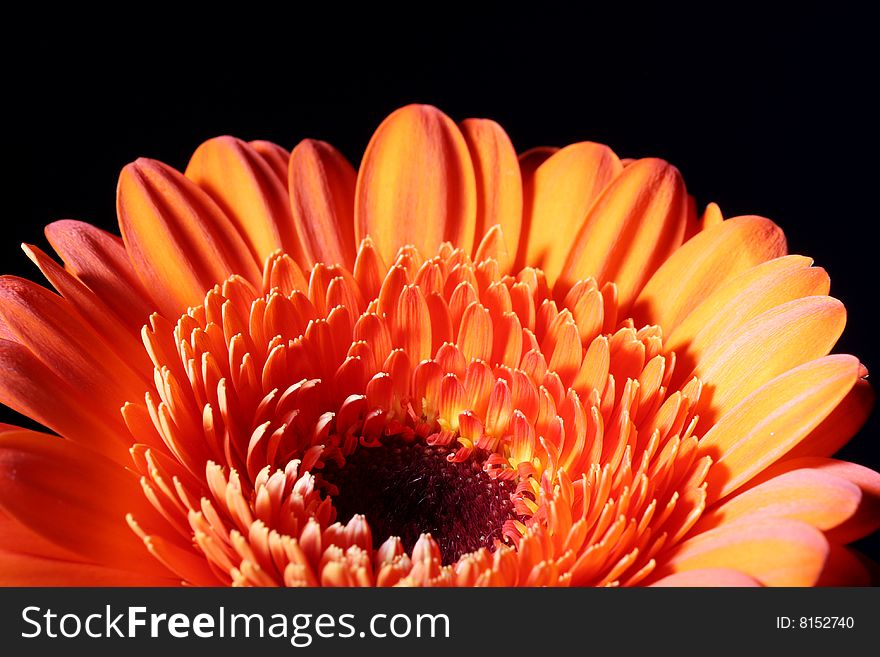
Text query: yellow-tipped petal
289 139 358 268
521 142 621 282
460 118 522 271
560 158 687 310
355 104 477 263
632 215 787 331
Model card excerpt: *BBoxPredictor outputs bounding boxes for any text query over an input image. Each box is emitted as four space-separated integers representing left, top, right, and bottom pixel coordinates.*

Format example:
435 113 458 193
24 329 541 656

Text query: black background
2 3 879 560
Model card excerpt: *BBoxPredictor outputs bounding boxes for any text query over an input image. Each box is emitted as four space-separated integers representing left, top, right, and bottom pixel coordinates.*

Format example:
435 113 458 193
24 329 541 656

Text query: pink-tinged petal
186 136 301 262
289 139 358 268
0 430 175 576
699 355 862 502
654 518 828 586
697 468 862 533
117 158 262 319
560 158 688 311
355 104 477 263
0 339 131 463
649 568 762 587
44 219 155 331
459 118 522 271
691 296 846 430
520 142 620 281
632 215 787 331
745 458 880 545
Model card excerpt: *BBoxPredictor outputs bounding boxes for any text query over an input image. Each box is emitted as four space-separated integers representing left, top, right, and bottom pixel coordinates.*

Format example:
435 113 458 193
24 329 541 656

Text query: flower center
317 436 517 564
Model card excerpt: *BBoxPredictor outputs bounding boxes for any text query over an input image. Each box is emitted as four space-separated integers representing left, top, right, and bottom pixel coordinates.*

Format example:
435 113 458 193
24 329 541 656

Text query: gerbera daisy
0 104 877 586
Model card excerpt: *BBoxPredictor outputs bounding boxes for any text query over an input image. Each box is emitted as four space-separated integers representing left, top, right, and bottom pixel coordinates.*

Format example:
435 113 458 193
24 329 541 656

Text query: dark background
3 4 878 559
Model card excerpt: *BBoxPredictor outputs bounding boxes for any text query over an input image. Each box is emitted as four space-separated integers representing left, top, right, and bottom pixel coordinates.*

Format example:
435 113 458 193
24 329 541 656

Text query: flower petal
518 146 558 177
0 429 172 575
459 118 522 271
355 104 477 263
0 505 81 561
698 355 862 502
44 219 155 331
783 376 874 460
117 158 261 318
22 244 153 376
654 518 828 586
0 276 149 410
666 256 829 385
560 158 687 310
649 568 762 587
186 136 300 262
0 548 179 586
0 504 179 584
746 458 880 544
696 468 862 533
520 142 620 281
691 296 846 429
289 139 358 268
632 215 787 331
0 339 131 463
249 139 291 187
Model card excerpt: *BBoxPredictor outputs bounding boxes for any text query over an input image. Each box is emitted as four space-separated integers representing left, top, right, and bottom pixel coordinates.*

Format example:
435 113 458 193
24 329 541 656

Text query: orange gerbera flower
0 104 877 587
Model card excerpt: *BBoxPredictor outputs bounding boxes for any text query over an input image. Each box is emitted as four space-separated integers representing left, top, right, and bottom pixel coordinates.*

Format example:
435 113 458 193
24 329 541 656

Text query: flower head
0 104 877 586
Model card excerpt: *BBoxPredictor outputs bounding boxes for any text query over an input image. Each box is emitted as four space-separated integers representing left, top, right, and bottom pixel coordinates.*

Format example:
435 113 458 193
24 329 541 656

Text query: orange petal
699 355 862 502
700 201 724 230
0 548 178 586
186 136 300 262
0 504 177 585
632 215 787 331
649 567 761 587
44 219 154 330
0 429 173 575
249 139 291 187
692 296 846 429
393 284 432 363
0 496 82 561
459 118 522 271
697 468 862 533
458 303 492 363
521 142 622 283
559 158 687 310
0 339 131 463
783 376 874 460
355 104 477 263
0 275 150 407
289 139 358 268
22 244 153 376
655 518 828 586
518 146 558 178
748 458 880 545
117 158 261 318
666 255 829 382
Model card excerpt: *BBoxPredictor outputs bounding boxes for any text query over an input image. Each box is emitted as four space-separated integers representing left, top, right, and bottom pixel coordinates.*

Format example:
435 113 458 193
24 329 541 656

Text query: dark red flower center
318 437 518 564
